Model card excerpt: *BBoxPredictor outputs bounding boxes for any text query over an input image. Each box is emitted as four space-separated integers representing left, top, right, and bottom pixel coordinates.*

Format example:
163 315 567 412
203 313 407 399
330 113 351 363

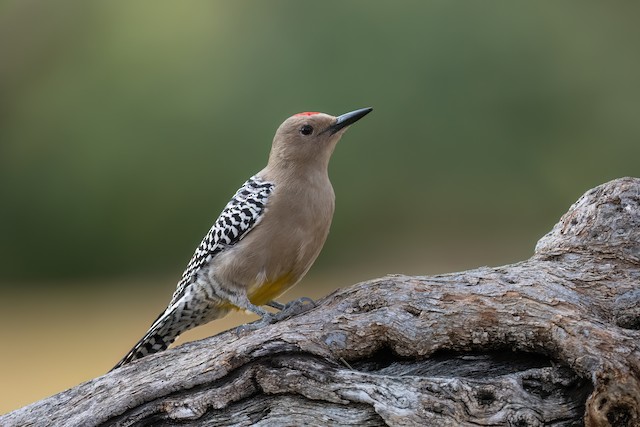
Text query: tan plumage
113 107 372 369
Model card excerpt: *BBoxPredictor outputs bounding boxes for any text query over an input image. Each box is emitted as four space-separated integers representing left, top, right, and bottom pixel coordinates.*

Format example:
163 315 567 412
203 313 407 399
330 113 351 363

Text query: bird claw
235 298 316 336
235 312 275 336
273 297 316 321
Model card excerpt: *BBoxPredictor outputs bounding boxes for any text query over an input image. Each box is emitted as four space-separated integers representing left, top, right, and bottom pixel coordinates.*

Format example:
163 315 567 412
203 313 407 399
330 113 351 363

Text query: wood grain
3 177 638 427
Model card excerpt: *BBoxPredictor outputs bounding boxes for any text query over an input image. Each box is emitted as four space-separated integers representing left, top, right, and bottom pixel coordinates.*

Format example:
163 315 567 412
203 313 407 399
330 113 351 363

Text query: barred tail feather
111 298 231 371
111 308 180 371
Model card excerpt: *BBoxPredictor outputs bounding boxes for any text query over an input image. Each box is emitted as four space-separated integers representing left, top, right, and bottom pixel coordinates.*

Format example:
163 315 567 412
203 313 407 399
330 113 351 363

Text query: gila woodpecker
113 107 373 369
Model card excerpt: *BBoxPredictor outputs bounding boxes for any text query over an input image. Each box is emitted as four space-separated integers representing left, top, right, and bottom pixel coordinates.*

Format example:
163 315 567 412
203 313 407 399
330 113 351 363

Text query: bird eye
299 125 314 136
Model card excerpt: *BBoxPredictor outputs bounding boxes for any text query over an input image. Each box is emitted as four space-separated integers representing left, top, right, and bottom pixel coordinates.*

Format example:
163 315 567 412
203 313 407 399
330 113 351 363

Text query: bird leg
236 298 316 336
270 297 316 321
266 300 286 310
234 304 275 336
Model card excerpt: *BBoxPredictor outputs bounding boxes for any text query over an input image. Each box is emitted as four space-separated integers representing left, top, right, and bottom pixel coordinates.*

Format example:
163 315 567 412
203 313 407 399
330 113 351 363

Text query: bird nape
112 107 373 370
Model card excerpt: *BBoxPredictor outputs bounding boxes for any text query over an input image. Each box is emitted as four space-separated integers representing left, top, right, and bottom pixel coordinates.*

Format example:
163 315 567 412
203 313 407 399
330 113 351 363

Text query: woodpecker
113 107 373 369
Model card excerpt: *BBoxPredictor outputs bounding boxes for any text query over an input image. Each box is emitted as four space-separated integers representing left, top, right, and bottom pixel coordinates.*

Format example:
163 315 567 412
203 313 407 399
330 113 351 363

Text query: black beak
325 107 373 135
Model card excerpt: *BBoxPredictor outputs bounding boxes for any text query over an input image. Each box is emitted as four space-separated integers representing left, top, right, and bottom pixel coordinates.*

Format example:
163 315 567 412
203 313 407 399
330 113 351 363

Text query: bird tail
111 307 180 371
111 299 231 371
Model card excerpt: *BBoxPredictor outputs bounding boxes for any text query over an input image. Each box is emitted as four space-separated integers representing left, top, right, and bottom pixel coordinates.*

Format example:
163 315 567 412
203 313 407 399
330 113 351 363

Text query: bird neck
262 157 331 188
266 152 331 182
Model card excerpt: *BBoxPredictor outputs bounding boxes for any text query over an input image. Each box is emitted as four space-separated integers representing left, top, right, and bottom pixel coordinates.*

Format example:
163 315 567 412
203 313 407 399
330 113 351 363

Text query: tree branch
3 177 639 427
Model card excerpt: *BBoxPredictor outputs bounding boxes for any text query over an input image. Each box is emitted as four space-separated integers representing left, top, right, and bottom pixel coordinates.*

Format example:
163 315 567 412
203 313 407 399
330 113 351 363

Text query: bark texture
2 177 639 427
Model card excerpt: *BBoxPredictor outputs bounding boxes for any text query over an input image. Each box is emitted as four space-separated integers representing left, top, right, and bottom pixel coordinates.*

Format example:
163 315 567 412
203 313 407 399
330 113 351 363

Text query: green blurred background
1 1 639 414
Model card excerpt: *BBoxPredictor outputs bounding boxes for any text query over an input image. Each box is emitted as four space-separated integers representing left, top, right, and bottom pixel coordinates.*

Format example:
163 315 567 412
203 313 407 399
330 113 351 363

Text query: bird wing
168 175 274 307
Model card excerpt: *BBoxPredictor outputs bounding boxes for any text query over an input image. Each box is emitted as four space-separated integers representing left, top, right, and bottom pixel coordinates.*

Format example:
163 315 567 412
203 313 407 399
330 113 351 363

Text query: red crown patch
294 112 321 117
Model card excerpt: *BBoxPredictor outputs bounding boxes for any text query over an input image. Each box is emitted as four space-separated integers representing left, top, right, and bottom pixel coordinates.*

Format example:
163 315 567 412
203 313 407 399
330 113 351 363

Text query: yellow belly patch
248 272 296 306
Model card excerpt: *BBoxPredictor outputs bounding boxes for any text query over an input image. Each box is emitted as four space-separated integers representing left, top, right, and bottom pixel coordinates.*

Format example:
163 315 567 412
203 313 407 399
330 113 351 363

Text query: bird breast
210 175 335 303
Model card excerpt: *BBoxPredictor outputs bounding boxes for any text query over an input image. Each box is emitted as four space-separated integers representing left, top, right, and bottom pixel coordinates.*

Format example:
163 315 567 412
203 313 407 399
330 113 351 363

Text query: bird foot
235 312 276 336
235 298 316 336
272 297 316 321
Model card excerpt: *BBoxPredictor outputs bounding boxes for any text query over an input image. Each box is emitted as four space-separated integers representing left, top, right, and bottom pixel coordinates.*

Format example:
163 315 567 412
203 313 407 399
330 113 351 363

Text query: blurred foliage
1 1 639 284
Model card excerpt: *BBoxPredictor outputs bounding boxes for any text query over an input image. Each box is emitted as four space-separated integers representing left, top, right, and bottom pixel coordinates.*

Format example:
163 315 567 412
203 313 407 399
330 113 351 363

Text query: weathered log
2 177 639 427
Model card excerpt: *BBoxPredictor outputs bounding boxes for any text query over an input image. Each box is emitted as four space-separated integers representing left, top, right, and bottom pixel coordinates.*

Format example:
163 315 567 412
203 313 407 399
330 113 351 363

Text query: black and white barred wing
168 175 274 306
110 176 274 370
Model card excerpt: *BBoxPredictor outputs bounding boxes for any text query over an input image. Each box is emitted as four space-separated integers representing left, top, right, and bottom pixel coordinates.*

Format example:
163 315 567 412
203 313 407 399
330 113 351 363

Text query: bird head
268 107 372 170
